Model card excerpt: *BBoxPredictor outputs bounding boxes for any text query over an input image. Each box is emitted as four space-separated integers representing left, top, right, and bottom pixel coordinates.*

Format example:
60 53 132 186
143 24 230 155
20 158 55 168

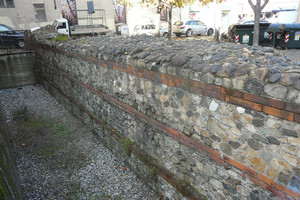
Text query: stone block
264 84 288 100
249 158 266 173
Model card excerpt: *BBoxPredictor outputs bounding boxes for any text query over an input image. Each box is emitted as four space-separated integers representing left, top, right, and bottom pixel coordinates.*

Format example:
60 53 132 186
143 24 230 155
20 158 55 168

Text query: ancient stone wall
32 29 300 200
0 106 22 200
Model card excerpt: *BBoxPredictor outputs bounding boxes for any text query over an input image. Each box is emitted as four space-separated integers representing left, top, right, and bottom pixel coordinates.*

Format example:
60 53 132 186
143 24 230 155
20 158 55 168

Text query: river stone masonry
0 106 22 200
31 27 300 200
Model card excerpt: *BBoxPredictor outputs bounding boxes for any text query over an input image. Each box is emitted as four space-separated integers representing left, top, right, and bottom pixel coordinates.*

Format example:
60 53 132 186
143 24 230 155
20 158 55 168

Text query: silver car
132 24 169 37
172 20 214 37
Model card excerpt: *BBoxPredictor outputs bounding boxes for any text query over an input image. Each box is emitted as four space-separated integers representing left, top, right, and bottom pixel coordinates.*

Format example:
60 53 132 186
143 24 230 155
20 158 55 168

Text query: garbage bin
233 23 270 46
267 23 300 49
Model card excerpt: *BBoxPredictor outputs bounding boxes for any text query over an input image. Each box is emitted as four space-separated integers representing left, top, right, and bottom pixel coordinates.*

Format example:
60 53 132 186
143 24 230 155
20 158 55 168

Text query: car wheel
186 29 192 37
207 28 214 36
175 33 181 37
16 40 25 48
163 32 169 38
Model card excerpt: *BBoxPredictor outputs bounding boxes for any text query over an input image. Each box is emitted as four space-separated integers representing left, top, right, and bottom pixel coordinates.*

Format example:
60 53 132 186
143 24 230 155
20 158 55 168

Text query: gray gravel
279 49 300 64
0 85 158 200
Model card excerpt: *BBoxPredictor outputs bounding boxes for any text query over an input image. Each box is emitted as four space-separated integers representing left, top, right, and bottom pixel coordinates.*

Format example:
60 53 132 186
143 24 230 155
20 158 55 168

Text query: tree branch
248 0 255 10
261 0 269 10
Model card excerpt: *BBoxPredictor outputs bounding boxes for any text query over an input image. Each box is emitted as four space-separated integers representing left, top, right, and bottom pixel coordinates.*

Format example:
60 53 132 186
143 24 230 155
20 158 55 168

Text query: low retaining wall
32 28 300 200
0 53 36 90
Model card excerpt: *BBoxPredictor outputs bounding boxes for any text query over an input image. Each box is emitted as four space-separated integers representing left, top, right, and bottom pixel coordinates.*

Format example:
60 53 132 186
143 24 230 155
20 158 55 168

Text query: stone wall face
0 53 36 90
33 30 300 200
0 106 22 200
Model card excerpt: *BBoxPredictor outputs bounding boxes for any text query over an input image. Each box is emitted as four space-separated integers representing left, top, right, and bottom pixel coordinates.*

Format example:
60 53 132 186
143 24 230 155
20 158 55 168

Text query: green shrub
0 187 5 200
120 137 134 156
53 35 68 42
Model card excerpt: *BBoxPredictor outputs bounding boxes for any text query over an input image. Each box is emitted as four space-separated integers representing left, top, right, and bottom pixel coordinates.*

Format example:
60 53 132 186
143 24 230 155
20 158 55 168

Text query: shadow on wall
0 106 22 200
0 53 36 90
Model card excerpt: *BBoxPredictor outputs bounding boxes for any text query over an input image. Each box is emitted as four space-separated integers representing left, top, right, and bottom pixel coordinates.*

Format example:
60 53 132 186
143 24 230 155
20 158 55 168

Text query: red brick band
40 60 299 200
37 44 300 199
38 44 299 123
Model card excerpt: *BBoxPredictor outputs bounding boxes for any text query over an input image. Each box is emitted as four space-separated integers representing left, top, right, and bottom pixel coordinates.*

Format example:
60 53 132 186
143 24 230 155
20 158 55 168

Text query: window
33 3 47 22
197 21 204 26
0 0 14 8
174 21 183 26
57 22 66 29
0 25 11 32
134 25 141 30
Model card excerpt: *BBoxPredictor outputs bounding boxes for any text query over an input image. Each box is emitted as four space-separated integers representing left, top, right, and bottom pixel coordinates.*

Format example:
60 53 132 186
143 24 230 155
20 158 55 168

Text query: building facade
0 0 115 31
0 0 61 29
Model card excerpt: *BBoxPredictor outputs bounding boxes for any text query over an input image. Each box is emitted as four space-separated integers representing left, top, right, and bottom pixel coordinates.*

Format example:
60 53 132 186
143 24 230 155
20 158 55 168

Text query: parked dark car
0 24 25 48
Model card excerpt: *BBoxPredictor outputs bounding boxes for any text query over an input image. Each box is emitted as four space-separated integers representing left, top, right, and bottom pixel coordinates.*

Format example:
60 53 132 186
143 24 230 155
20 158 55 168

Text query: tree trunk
154 13 161 37
253 11 260 46
168 6 172 40
248 0 269 46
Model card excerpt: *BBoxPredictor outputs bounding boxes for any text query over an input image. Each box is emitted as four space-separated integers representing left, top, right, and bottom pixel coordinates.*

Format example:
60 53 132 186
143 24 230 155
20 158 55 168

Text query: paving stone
171 54 189 66
229 141 241 149
220 143 232 155
277 172 290 185
282 128 298 138
247 138 261 150
244 78 263 95
268 73 281 83
264 84 287 100
252 134 268 144
266 136 280 145
252 119 264 127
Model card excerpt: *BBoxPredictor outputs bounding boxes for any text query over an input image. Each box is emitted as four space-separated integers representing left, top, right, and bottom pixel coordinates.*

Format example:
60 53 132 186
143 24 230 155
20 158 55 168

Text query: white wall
195 0 299 33
0 0 62 30
75 0 115 31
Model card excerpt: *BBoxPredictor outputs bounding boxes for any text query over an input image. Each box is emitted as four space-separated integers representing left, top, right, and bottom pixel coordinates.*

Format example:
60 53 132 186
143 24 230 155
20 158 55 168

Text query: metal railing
71 9 107 29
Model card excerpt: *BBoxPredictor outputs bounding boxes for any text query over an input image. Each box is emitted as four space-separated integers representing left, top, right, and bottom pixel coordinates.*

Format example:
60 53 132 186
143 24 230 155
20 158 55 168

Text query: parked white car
173 20 214 37
132 24 169 37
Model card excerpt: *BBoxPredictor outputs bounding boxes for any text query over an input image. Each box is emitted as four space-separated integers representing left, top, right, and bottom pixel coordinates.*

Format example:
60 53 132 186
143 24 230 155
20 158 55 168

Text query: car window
0 25 11 32
185 21 191 25
149 25 155 29
134 25 141 30
53 21 58 27
197 21 204 25
191 21 198 25
58 22 67 29
174 21 183 26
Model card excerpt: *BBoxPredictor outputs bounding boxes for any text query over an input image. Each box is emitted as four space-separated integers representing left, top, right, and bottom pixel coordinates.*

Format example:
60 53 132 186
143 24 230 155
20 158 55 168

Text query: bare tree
248 0 269 46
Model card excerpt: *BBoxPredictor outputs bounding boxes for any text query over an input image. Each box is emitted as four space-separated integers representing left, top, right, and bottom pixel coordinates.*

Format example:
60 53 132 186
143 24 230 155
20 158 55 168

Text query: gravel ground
278 49 300 63
0 85 158 200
